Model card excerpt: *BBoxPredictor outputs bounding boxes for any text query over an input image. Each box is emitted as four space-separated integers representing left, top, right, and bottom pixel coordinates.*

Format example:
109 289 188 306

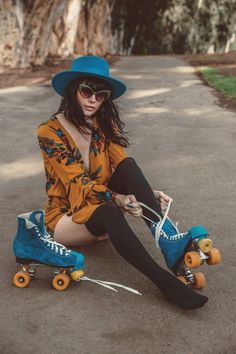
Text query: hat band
71 66 109 77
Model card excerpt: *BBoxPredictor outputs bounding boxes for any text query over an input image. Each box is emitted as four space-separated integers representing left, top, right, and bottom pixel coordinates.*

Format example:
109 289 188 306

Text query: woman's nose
88 94 96 103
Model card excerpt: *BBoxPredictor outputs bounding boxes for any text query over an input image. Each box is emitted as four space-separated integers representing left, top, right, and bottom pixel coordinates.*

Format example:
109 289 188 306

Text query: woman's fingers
125 203 141 210
129 194 137 202
127 208 143 217
127 202 140 208
118 194 143 217
152 190 173 211
154 190 172 204
115 194 143 218
153 190 168 200
158 191 170 202
160 202 167 211
129 209 143 217
124 195 138 210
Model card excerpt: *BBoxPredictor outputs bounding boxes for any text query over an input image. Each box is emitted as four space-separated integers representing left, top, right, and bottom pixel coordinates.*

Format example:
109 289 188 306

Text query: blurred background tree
0 0 235 68
112 0 236 55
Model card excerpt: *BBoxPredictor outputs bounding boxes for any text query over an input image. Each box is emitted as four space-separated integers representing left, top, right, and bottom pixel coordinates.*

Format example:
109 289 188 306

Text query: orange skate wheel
206 248 221 265
184 251 201 268
70 269 85 281
191 272 206 289
13 270 31 288
52 273 70 291
198 238 213 253
176 275 188 285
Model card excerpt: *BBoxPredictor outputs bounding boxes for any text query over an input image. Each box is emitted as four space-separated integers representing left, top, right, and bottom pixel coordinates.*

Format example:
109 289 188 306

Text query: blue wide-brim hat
52 55 127 100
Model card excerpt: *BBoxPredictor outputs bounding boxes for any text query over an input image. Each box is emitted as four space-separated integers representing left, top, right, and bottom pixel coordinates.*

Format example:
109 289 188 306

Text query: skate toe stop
71 269 85 281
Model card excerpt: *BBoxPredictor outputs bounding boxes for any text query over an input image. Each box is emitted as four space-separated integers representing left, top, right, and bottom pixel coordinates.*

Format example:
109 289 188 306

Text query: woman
37 55 208 309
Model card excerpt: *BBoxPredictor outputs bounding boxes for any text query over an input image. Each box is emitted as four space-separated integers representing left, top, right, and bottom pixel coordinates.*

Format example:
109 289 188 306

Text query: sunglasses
78 83 111 102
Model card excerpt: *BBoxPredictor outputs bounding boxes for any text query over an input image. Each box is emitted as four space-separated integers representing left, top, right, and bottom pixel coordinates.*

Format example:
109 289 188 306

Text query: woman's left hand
124 194 143 217
153 190 172 211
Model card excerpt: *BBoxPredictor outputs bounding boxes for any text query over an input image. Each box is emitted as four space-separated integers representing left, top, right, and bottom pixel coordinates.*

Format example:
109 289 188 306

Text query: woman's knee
116 157 138 174
53 214 99 247
103 202 125 219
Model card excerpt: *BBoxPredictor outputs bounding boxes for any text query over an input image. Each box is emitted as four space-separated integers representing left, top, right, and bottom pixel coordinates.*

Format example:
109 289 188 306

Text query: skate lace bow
34 227 71 256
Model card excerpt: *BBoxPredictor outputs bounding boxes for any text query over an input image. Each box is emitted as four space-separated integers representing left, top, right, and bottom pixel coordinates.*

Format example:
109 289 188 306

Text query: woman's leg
85 202 208 310
53 214 109 247
54 156 159 247
108 157 162 230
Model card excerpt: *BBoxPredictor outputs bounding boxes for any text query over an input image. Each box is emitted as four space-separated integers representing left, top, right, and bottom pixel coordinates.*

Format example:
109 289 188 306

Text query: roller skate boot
28 209 48 237
12 210 85 290
140 200 221 289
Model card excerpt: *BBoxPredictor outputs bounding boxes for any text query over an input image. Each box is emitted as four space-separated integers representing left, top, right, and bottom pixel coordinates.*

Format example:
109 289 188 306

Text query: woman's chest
51 115 112 182
72 130 91 151
70 130 92 169
57 115 92 168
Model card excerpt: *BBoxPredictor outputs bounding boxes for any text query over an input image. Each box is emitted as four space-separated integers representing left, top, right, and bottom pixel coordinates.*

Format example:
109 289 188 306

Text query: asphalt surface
0 55 235 354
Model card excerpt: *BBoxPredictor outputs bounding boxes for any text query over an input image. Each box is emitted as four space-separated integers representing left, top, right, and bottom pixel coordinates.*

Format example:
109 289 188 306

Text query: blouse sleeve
37 124 113 212
107 139 128 170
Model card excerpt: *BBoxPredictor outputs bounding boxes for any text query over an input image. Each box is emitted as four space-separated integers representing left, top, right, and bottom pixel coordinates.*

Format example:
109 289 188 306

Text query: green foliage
201 67 236 98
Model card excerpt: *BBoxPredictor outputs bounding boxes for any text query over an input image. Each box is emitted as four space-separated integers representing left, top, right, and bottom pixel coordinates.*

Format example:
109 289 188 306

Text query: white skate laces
138 198 186 247
34 227 141 295
78 276 142 295
169 232 187 241
34 226 71 256
137 198 171 247
23 213 141 295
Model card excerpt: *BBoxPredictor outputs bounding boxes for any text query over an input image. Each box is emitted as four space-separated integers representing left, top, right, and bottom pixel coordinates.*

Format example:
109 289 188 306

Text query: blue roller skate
12 209 85 290
12 209 142 295
139 199 221 289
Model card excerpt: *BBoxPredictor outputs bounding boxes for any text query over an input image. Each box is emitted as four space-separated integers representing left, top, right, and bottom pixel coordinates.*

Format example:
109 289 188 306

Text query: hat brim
52 71 127 100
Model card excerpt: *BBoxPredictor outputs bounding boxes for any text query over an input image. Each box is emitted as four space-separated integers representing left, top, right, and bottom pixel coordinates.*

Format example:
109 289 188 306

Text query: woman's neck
85 116 93 124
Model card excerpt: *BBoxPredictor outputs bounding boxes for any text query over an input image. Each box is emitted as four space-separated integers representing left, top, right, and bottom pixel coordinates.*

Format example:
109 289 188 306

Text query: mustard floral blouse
37 115 128 234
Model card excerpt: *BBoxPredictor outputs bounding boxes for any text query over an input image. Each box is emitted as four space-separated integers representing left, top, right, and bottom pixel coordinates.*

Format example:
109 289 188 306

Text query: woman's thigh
53 213 108 247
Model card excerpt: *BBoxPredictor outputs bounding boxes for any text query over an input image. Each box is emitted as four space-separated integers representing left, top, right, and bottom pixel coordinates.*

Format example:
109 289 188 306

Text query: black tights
85 158 208 309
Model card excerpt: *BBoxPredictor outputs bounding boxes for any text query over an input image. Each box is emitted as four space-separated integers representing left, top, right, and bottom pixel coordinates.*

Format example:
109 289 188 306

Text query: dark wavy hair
51 76 130 148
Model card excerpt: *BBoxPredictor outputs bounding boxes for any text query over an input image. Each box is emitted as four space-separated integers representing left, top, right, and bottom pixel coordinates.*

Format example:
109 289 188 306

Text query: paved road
0 55 235 354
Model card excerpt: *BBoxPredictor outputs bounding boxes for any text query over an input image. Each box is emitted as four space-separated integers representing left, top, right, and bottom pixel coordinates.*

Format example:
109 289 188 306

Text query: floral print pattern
37 115 128 230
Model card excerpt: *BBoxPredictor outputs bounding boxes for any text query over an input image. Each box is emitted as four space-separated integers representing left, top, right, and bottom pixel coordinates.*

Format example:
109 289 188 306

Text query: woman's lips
84 105 95 111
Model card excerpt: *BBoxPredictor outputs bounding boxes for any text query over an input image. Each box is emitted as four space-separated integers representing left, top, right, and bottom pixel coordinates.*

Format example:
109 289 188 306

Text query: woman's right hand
114 194 143 217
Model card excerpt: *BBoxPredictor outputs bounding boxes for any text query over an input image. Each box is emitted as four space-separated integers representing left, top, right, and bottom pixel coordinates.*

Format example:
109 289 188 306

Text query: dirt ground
183 51 236 74
0 53 119 89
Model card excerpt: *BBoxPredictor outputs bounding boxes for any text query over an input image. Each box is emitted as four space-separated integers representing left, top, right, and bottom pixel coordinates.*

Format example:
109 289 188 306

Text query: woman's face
77 88 102 117
77 78 111 117
76 79 111 118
